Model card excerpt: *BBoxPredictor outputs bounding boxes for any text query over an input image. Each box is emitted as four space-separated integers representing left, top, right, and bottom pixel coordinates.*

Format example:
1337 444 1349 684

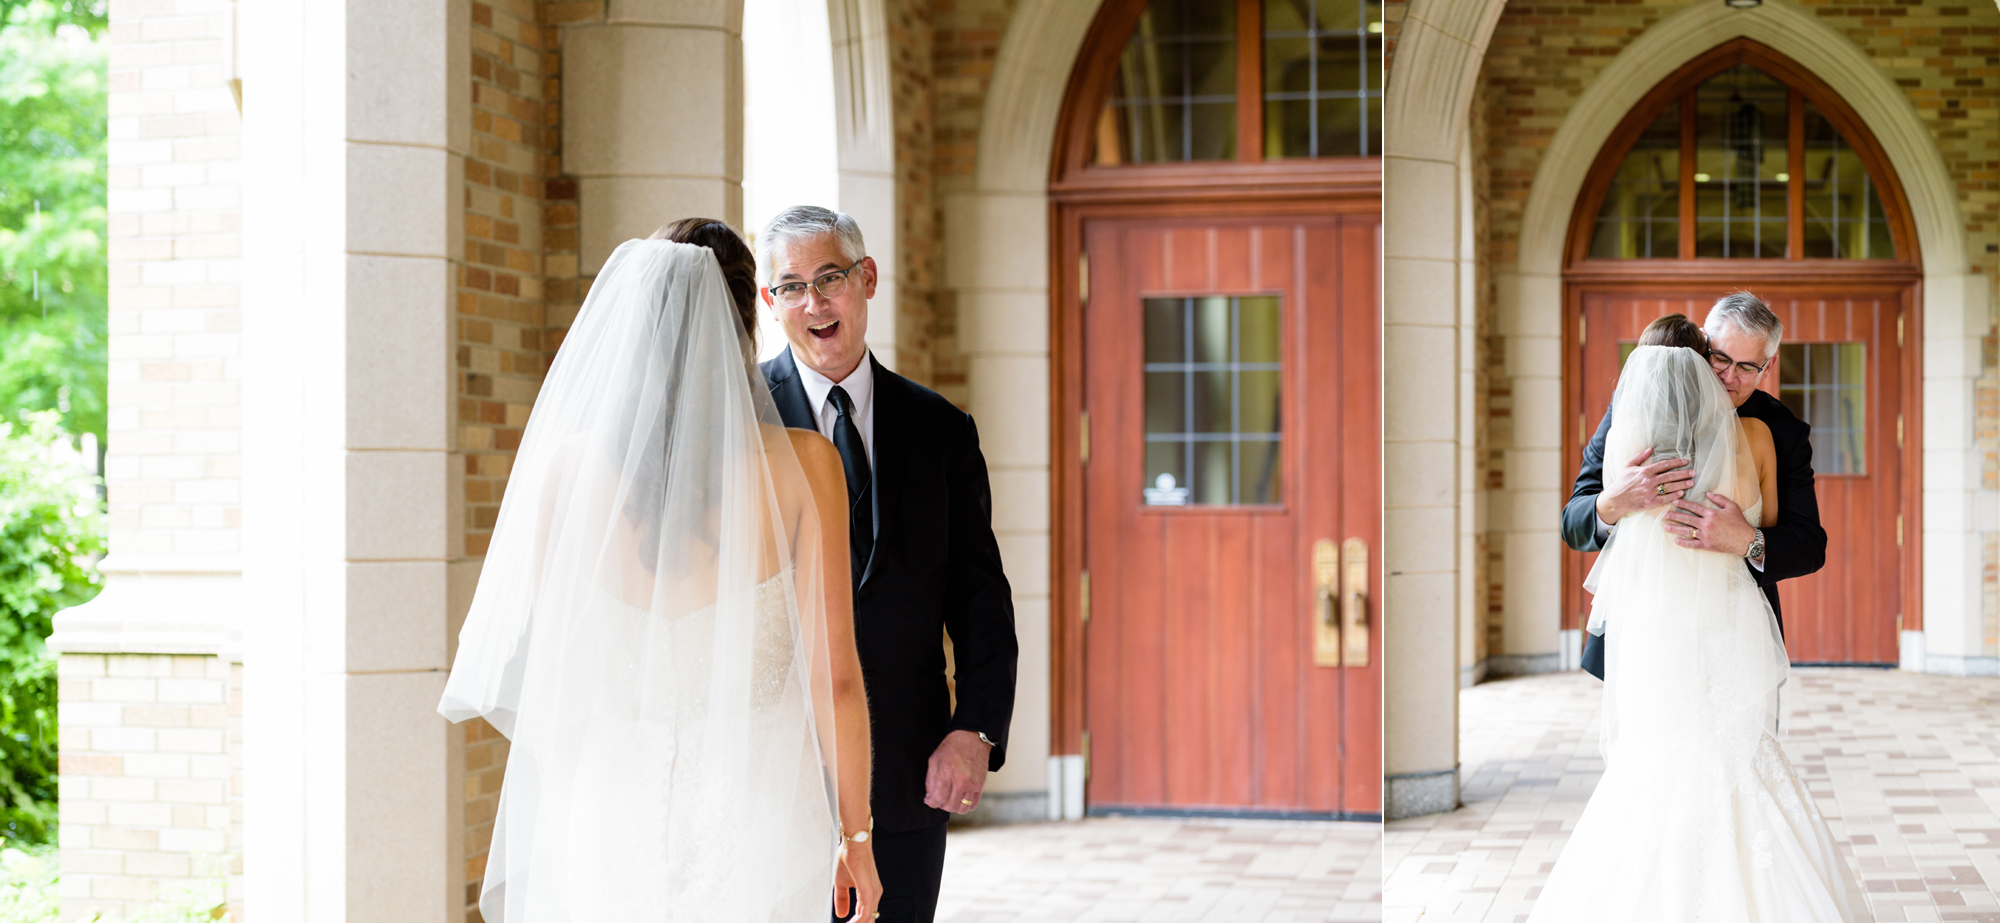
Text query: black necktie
828 385 873 585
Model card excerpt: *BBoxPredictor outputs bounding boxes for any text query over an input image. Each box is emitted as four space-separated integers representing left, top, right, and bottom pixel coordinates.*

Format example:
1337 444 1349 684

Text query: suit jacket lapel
765 348 815 431
858 355 897 590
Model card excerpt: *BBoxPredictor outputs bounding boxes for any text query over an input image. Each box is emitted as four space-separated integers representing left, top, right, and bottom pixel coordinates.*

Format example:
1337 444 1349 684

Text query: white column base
47 554 241 660
1900 629 1927 672
1047 754 1084 821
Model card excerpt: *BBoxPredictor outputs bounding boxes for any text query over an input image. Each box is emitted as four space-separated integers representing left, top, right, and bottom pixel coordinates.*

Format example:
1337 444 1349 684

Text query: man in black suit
755 206 1018 923
1561 292 1827 677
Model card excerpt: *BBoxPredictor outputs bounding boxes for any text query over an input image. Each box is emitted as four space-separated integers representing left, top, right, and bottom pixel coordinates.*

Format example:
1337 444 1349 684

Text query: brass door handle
1341 538 1369 667
1313 540 1341 667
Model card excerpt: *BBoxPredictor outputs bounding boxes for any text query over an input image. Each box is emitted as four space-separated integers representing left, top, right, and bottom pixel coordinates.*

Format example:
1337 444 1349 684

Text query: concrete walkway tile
1386 670 2000 923
939 817 1381 922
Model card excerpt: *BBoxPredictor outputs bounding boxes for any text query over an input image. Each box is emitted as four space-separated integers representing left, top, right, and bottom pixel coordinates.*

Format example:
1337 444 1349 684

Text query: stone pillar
563 1 744 277
830 0 898 365
50 0 248 915
1380 0 1505 819
237 0 467 919
941 0 1099 822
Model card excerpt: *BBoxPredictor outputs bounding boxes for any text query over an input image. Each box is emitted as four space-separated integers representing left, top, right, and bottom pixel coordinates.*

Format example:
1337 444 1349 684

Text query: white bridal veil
1584 345 1789 768
439 240 844 921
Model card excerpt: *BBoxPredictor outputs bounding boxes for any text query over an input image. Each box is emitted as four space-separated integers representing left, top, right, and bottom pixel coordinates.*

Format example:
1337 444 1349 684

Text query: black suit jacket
1562 389 1827 636
762 349 1019 832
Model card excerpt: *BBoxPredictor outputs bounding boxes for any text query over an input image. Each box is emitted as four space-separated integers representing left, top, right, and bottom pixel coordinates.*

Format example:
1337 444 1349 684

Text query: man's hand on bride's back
1596 447 1694 525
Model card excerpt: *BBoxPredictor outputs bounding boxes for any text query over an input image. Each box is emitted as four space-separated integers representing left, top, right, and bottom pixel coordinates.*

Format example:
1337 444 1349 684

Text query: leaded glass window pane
1142 295 1283 506
1693 65 1788 259
1802 102 1893 259
1778 342 1866 475
1589 102 1681 258
1097 0 1239 164
1264 0 1383 158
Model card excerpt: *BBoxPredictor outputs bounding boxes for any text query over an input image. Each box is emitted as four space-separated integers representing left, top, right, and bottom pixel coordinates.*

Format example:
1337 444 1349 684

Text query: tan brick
90 827 159 851
60 754 124 776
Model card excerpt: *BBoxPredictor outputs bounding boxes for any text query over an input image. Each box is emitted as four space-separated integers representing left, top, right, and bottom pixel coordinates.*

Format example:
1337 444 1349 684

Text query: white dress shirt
794 351 875 466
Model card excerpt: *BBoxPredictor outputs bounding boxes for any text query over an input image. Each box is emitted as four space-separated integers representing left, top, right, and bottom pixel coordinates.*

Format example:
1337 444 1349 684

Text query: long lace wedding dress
437 240 849 921
1529 345 1858 923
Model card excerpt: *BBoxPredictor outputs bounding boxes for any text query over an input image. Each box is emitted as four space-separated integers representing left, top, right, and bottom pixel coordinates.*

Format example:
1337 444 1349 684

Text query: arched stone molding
1379 0 1506 819
1498 0 1988 678
943 0 1103 822
738 0 903 364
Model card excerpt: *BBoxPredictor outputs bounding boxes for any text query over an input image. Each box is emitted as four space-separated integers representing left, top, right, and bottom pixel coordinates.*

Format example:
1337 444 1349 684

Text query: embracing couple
437 207 1018 923
1538 293 1859 921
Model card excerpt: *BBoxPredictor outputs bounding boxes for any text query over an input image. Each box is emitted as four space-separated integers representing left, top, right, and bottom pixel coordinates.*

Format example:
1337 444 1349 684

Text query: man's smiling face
763 233 875 382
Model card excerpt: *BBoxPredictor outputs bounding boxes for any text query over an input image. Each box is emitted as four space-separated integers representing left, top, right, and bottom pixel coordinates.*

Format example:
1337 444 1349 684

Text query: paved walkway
938 816 1381 922
1385 669 2000 923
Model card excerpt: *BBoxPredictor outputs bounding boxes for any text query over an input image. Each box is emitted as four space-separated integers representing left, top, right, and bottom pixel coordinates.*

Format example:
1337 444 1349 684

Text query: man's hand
1596 447 1694 525
924 730 991 815
1661 492 1756 556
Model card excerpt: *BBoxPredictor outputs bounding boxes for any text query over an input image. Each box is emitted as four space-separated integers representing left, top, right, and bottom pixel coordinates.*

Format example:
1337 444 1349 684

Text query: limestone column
563 1 744 277
829 0 897 365
1380 0 1505 820
238 0 468 918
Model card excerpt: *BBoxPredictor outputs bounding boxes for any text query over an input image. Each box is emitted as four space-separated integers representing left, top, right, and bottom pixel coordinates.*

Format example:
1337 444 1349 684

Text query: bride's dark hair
650 218 758 345
1639 313 1706 352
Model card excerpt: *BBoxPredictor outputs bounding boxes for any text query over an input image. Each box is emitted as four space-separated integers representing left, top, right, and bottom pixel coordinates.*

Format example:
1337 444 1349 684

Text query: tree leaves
0 0 105 447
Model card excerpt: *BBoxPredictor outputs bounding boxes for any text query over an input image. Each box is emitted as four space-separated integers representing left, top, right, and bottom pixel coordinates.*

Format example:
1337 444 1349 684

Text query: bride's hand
834 841 884 921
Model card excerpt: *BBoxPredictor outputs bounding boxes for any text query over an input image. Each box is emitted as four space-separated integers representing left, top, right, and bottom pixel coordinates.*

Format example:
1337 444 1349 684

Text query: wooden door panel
1085 216 1380 817
1567 286 1908 665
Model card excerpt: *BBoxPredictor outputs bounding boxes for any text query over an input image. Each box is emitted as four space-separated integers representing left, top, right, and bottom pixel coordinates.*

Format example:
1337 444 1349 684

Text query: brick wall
56 655 240 921
1475 0 1999 659
926 0 1018 408
891 0 938 386
104 0 242 562
458 2 573 917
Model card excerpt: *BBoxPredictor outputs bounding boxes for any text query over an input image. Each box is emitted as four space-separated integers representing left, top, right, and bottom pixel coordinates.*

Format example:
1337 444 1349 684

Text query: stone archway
941 0 1105 820
1500 0 1982 678
1382 0 1985 819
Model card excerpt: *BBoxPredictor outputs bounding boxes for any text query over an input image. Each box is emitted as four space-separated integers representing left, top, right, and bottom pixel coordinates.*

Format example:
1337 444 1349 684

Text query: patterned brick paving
1385 669 2000 923
938 817 1382 922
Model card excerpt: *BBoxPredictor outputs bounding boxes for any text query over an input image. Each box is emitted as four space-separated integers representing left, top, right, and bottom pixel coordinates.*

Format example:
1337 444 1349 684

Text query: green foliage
0 412 102 844
0 844 230 923
0 0 106 446
0 845 56 923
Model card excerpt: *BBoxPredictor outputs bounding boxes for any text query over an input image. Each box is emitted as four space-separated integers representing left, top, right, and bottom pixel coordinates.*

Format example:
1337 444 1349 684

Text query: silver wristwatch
1744 528 1765 561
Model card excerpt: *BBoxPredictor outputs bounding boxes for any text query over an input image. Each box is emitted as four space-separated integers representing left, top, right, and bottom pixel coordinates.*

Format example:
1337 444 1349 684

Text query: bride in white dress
1530 344 1859 923
437 226 882 921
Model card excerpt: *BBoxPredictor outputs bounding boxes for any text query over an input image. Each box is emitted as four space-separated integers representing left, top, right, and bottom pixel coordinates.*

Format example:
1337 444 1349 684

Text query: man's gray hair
756 206 867 287
1704 291 1784 359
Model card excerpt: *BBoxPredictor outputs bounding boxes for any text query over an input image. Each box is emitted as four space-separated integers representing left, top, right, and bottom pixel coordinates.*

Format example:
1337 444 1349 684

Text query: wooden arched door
1562 39 1922 665
1051 0 1382 820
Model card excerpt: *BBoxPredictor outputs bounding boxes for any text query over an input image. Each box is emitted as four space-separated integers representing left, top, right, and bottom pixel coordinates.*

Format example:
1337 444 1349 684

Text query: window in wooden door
1093 0 1383 165
1264 0 1383 157
1693 65 1789 259
1778 342 1866 475
1802 102 1892 259
1585 54 1898 262
1590 102 1681 259
1142 295 1283 506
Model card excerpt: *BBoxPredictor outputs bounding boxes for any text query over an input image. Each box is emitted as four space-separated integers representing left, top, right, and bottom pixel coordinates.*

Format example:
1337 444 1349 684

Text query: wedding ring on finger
1656 483 1667 496
1689 526 1698 539
960 798 974 806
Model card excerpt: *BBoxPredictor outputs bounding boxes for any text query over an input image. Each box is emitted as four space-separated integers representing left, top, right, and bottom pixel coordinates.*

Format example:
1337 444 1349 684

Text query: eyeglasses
767 258 865 309
1706 347 1772 377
